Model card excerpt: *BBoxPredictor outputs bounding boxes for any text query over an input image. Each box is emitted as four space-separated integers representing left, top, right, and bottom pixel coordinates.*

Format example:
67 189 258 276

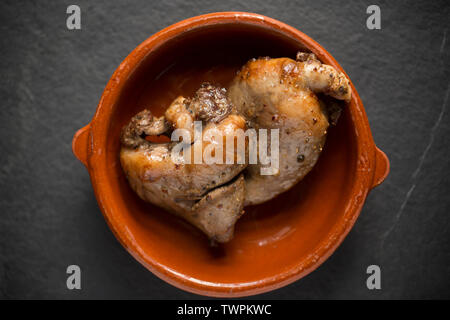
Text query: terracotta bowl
72 12 389 297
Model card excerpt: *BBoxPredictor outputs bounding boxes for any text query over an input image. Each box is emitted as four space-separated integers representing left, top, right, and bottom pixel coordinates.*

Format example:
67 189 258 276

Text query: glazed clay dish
72 12 389 297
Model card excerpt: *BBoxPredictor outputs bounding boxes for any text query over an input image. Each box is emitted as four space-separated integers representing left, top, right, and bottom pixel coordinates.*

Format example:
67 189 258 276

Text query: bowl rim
82 11 379 297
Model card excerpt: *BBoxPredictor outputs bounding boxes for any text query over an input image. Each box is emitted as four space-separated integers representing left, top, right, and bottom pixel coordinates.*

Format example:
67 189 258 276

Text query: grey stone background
0 0 449 299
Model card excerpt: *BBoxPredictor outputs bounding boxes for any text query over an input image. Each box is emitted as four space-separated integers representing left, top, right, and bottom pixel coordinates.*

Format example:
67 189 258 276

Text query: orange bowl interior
99 22 358 293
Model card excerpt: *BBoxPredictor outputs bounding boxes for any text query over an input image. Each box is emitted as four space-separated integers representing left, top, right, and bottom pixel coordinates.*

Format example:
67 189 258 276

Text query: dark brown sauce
145 135 171 143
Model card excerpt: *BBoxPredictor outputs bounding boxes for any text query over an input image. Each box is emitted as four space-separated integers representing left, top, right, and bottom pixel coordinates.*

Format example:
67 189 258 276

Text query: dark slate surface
0 0 449 299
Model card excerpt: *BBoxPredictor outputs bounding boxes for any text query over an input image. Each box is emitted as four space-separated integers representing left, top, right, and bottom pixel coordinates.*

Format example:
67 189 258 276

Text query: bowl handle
371 146 390 189
72 124 91 168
